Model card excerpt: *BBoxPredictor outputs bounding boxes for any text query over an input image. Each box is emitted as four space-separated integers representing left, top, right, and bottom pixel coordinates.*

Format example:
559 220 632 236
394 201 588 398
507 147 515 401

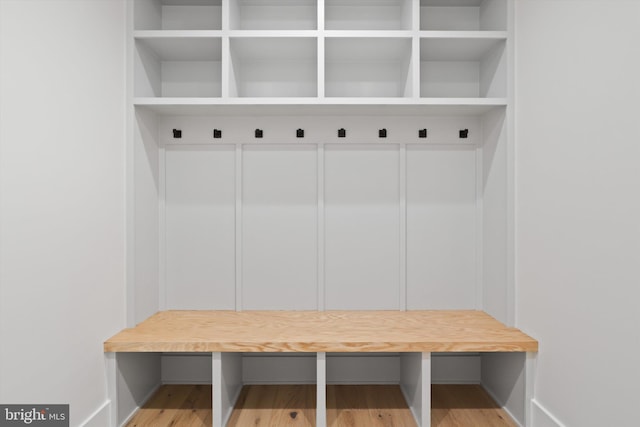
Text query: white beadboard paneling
407 146 477 309
242 145 318 310
165 146 236 309
325 145 401 310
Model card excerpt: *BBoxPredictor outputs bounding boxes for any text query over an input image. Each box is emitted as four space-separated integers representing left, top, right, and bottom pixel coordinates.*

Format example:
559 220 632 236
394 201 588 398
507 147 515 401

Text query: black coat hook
419 129 428 138
459 129 469 139
379 129 387 138
172 129 182 139
338 128 346 138
255 129 263 138
296 129 304 138
213 129 222 139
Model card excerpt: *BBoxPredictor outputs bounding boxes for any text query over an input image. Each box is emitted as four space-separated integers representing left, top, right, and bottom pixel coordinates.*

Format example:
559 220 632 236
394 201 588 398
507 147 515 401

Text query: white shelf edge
323 30 416 38
418 30 508 39
134 30 224 38
133 97 507 115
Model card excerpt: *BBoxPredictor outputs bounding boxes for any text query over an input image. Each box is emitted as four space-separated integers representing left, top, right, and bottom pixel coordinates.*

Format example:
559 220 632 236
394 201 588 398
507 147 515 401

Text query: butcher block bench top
104 310 537 353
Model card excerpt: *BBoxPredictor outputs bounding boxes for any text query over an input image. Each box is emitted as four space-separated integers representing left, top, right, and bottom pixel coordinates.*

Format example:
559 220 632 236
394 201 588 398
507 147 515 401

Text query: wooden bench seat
104 310 537 427
104 309 537 353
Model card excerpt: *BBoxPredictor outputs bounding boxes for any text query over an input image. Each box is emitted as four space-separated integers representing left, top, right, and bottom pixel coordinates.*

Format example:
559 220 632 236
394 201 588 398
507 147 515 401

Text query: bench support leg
105 353 117 427
525 352 537 427
400 352 431 427
212 352 242 427
316 352 327 427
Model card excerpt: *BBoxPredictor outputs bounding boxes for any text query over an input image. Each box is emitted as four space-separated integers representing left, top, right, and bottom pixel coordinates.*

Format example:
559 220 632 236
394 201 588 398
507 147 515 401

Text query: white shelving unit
135 35 222 97
420 0 506 31
135 0 222 31
325 0 413 30
119 1 527 426
229 37 317 97
325 37 413 98
420 35 506 98
230 0 317 30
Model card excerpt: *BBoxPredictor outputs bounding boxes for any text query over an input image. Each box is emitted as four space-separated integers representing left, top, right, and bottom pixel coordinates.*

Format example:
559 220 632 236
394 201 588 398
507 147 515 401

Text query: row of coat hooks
172 128 470 139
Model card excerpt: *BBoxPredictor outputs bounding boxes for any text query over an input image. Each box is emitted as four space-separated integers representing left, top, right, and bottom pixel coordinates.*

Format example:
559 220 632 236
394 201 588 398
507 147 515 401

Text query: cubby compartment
325 38 413 98
420 0 506 31
229 38 317 97
230 0 317 30
325 0 413 30
135 37 222 97
420 37 506 98
134 0 222 30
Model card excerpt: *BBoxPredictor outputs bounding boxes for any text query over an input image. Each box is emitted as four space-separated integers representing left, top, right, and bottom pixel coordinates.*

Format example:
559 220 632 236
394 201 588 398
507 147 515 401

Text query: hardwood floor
126 384 517 427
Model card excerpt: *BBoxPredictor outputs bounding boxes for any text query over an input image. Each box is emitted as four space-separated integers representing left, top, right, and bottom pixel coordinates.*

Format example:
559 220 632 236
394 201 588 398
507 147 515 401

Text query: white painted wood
212 353 222 427
105 353 118 427
162 4 222 30
241 145 318 310
324 146 400 310
230 38 317 97
162 354 212 384
481 352 525 425
135 37 222 98
400 353 431 427
406 145 477 309
421 6 480 31
399 144 407 310
230 0 316 30
235 145 243 310
327 355 400 384
158 147 166 310
243 354 317 384
420 37 506 98
326 0 413 30
525 352 537 427
431 353 480 384
213 352 242 427
160 354 480 385
325 38 412 98
165 146 235 309
317 353 327 427
481 107 509 324
317 144 326 310
134 109 160 324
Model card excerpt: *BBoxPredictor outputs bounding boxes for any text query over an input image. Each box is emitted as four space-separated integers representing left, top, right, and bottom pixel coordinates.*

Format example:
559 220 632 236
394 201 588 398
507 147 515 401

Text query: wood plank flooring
126 384 517 427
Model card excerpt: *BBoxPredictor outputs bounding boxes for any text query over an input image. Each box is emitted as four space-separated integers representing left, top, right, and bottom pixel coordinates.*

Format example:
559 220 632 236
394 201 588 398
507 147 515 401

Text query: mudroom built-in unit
108 0 536 426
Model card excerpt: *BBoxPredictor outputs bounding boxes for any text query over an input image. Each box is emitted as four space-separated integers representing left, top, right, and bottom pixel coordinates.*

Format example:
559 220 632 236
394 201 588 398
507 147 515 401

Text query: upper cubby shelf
135 36 222 97
134 0 222 31
325 0 413 31
229 37 317 97
230 0 317 30
420 0 506 31
420 36 506 98
325 37 413 98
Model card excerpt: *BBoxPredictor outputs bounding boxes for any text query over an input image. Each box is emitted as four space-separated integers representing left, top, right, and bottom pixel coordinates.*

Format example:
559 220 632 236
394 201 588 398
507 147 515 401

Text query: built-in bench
104 310 537 427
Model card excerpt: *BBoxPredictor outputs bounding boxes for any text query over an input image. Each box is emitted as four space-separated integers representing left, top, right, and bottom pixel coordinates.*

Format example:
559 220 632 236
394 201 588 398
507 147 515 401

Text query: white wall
515 1 640 426
0 1 127 426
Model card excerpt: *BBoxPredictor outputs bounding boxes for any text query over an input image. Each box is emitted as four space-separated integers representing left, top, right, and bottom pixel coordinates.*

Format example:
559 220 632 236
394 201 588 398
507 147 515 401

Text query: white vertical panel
400 352 431 427
134 109 160 324
242 145 318 310
317 353 327 427
325 145 400 310
407 146 476 309
165 146 235 310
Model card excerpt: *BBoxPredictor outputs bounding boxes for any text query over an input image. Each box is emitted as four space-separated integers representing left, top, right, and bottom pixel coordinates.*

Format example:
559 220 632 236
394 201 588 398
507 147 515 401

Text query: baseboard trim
79 400 110 427
119 383 162 427
483 384 523 427
532 399 566 427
